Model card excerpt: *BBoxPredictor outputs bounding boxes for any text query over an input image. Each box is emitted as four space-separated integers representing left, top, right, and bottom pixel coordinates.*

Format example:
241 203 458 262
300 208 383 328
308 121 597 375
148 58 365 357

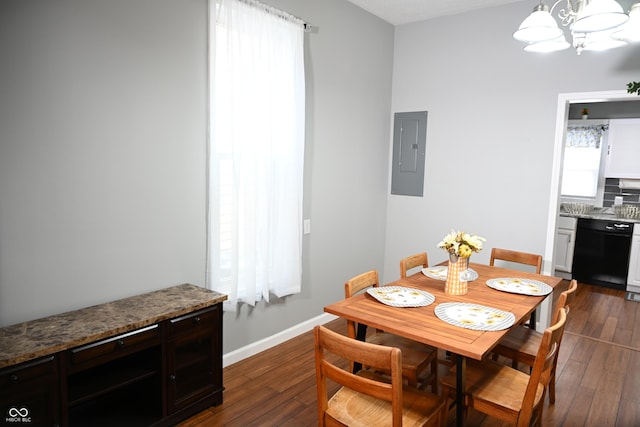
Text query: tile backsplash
604 178 640 207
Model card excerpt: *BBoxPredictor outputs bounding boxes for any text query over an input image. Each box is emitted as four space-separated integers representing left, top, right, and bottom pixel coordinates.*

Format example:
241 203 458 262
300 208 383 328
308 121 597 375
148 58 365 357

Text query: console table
0 284 227 426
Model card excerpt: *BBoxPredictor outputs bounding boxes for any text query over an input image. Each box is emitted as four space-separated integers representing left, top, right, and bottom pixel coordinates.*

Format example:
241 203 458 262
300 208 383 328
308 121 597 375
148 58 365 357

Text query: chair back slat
344 270 378 298
490 248 542 274
400 252 428 279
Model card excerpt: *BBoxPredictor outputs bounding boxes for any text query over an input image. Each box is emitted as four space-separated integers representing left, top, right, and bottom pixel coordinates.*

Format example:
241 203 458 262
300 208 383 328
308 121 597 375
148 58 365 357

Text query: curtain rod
235 0 313 32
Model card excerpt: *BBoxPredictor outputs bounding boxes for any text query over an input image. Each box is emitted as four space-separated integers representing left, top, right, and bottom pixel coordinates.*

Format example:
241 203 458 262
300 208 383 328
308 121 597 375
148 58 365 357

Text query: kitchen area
555 101 640 300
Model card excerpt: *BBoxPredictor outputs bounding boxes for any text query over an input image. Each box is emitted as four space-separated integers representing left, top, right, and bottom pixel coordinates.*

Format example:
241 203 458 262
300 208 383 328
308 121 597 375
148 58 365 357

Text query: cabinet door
606 119 640 179
628 234 640 288
0 356 60 426
555 228 575 272
166 305 223 413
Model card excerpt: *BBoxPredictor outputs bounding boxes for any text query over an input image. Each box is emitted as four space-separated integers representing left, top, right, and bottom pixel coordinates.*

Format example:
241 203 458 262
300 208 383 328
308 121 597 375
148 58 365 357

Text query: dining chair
313 325 447 427
492 279 578 404
345 270 439 392
489 247 542 274
440 307 568 427
400 252 429 279
490 247 543 328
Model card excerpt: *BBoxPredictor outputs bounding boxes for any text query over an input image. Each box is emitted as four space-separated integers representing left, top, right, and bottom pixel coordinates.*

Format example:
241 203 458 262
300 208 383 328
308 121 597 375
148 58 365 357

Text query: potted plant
581 108 589 119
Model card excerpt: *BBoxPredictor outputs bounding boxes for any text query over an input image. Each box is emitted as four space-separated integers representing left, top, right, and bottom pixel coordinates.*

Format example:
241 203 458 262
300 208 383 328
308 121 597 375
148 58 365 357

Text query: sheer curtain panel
207 0 305 310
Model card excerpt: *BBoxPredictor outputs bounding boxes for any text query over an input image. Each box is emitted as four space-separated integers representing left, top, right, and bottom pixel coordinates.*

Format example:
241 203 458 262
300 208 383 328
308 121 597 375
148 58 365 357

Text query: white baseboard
222 312 338 367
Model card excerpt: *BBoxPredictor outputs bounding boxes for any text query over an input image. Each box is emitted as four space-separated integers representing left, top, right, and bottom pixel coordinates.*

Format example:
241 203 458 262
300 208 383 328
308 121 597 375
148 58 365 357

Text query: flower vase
445 254 469 295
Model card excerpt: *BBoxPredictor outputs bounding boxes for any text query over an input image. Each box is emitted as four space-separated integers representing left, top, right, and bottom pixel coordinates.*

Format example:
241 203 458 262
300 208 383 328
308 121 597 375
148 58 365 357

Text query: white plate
422 266 478 281
486 278 552 296
366 286 435 308
434 302 515 331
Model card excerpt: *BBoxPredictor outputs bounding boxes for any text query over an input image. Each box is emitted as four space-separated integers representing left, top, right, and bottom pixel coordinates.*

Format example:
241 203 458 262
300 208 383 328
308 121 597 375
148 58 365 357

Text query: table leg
529 309 536 330
456 355 466 427
353 323 367 373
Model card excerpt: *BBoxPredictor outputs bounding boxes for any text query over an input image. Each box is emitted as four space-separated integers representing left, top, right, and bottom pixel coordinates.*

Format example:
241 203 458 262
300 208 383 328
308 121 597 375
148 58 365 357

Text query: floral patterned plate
366 286 435 308
486 278 552 296
422 266 479 281
434 302 515 331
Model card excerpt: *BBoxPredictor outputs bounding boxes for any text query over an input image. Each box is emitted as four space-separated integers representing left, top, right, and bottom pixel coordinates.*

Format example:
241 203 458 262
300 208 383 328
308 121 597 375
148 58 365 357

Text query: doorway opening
543 90 639 326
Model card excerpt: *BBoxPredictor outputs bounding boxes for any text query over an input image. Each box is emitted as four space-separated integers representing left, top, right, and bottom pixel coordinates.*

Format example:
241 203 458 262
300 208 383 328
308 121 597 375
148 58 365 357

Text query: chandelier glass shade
514 0 639 54
613 2 640 41
572 0 628 32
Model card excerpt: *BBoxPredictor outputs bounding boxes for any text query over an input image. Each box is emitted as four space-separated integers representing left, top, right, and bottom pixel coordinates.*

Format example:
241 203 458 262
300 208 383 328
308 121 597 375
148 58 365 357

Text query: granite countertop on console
0 283 227 368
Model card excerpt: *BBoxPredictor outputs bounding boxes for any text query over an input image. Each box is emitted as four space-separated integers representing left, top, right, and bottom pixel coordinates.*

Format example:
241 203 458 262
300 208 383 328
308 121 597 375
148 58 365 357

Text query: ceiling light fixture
514 0 639 54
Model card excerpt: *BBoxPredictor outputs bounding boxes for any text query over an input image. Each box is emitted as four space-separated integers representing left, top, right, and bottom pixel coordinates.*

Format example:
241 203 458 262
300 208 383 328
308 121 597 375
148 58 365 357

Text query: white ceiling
344 0 526 25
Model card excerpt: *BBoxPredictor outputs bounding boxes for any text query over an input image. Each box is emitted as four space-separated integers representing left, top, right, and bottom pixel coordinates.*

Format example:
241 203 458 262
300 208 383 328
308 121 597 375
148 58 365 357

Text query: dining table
323 262 563 427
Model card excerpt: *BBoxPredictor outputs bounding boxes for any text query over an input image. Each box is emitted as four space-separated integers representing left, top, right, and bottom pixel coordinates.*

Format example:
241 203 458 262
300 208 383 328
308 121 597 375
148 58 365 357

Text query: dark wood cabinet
166 306 223 415
0 292 224 427
64 325 163 426
0 356 60 427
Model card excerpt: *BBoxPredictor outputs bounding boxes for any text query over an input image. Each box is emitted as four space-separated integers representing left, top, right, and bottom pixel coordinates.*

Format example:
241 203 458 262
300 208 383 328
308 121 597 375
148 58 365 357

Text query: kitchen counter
0 283 227 368
560 210 640 224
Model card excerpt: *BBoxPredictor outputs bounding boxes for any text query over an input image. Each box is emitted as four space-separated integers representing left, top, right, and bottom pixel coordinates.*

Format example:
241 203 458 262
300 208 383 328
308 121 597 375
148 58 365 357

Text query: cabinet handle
10 374 18 382
117 339 125 347
194 316 201 324
169 375 176 381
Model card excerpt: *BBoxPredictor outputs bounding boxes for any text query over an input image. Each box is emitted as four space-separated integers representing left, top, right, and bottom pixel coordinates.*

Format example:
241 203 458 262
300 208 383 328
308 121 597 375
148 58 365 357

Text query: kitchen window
561 121 609 206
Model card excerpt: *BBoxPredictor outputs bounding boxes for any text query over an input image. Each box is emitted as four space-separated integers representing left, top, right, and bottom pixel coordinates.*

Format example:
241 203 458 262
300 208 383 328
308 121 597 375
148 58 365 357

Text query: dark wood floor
178 282 640 426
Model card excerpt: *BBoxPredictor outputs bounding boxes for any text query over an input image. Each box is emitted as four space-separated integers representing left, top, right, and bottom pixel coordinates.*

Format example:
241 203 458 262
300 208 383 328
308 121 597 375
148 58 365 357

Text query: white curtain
207 0 305 310
561 125 607 198
565 125 608 148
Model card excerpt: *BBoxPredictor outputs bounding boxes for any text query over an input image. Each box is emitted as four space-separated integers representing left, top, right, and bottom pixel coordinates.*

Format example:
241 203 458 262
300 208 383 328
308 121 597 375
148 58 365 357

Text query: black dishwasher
572 218 633 290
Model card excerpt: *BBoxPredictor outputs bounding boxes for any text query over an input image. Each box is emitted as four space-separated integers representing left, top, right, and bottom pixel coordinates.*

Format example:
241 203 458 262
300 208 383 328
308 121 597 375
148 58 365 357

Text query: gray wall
0 0 395 354
382 1 640 285
0 0 208 324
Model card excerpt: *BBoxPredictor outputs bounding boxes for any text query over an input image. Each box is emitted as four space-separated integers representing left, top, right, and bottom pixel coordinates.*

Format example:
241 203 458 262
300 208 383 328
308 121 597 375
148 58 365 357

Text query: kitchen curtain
207 0 305 310
565 124 608 148
562 124 608 198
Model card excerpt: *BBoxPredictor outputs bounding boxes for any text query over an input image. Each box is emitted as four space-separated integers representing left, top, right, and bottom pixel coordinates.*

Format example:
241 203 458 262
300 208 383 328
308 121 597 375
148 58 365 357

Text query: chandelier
513 0 640 54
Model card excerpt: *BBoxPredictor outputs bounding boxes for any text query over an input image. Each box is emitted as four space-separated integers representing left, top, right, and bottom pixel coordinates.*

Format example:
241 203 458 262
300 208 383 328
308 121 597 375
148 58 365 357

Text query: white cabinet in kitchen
628 224 640 293
555 216 577 278
605 118 640 179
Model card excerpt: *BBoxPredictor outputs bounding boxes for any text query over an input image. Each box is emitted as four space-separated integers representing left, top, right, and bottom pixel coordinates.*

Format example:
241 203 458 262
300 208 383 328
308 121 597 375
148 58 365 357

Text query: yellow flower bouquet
438 230 485 258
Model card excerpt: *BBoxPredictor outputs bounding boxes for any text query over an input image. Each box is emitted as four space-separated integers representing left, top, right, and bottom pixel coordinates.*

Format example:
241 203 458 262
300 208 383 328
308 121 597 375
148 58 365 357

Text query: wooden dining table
324 262 563 427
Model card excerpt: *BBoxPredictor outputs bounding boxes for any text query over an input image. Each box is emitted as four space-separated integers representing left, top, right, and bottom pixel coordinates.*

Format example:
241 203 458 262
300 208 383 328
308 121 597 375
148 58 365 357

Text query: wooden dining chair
492 279 578 404
314 325 447 427
490 247 543 328
440 307 568 427
345 270 439 392
489 248 543 274
400 252 429 279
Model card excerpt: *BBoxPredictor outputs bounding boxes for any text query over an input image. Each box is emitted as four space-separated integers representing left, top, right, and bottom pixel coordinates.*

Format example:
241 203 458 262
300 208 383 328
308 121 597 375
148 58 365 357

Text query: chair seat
327 371 445 427
493 325 540 367
441 359 545 422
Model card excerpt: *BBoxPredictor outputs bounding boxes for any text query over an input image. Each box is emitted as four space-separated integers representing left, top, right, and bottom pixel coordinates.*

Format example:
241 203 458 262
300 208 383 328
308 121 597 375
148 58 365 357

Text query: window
207 0 306 310
561 122 608 205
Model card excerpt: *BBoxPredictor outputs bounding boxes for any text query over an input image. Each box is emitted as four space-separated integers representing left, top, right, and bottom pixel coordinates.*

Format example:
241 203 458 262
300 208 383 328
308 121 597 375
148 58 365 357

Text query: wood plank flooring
178 281 640 426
